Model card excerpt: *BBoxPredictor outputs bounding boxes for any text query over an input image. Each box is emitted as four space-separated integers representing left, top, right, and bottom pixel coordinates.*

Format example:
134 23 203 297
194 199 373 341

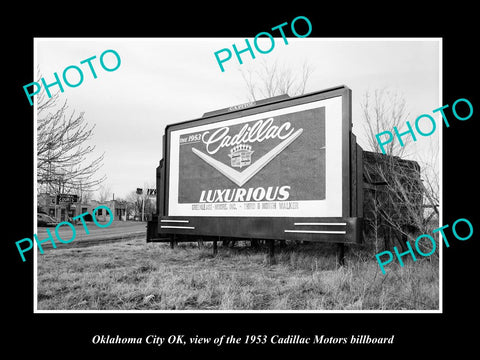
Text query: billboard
168 96 344 217
157 86 362 243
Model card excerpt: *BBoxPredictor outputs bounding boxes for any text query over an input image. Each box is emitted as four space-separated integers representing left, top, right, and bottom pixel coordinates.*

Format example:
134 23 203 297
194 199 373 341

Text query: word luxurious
23 49 121 106
214 16 312 72
15 206 113 262
375 217 474 274
375 98 473 154
201 117 296 155
199 185 291 203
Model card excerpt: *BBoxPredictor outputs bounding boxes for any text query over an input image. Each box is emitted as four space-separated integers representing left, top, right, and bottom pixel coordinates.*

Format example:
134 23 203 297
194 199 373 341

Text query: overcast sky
35 38 440 200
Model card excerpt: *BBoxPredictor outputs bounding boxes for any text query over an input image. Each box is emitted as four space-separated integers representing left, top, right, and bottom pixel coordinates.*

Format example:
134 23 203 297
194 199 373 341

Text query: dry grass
36 239 439 311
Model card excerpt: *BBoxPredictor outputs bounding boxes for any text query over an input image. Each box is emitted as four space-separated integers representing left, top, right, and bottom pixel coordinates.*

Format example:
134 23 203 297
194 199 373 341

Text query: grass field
36 238 439 311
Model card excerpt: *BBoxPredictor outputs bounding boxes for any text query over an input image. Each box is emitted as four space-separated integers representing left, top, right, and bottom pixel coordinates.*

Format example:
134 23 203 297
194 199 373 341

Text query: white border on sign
168 96 343 217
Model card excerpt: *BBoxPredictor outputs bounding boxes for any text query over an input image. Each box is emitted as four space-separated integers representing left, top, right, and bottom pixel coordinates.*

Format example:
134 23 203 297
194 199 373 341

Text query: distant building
37 194 127 222
90 199 127 222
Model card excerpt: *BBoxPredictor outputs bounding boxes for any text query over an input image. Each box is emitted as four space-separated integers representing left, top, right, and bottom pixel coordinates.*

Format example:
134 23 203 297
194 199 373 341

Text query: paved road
36 221 147 249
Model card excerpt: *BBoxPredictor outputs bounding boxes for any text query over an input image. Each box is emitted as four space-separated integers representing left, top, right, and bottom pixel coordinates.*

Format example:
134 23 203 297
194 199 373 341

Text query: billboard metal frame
151 85 363 245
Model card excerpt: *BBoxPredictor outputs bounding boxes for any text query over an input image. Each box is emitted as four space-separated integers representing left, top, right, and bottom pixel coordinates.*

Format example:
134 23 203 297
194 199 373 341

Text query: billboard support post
268 240 276 265
336 243 345 266
213 238 218 256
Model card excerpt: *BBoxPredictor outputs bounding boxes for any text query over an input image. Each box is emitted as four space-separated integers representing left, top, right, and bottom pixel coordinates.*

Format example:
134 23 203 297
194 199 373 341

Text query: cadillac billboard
156 86 363 243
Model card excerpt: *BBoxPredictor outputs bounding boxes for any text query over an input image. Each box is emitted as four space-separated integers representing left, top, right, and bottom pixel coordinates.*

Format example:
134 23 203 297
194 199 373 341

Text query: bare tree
239 59 314 101
125 191 142 219
363 152 426 252
73 179 94 204
361 88 411 157
125 183 156 221
36 83 106 197
97 183 112 202
361 88 439 255
416 137 439 217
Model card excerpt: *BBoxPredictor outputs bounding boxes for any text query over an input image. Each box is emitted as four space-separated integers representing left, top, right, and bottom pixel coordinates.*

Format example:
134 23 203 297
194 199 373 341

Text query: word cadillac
214 16 312 72
15 206 113 262
198 117 296 155
183 117 298 203
191 116 301 188
23 49 121 106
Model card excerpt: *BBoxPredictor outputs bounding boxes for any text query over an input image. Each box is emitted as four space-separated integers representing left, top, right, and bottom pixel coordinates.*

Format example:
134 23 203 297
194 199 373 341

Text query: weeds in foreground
36 241 439 311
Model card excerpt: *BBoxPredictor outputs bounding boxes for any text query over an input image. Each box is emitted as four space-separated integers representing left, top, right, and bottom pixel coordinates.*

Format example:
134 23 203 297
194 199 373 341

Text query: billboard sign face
167 94 345 218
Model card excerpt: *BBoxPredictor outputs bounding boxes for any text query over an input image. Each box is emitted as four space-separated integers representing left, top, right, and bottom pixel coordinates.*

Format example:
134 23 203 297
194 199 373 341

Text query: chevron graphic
191 128 303 187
